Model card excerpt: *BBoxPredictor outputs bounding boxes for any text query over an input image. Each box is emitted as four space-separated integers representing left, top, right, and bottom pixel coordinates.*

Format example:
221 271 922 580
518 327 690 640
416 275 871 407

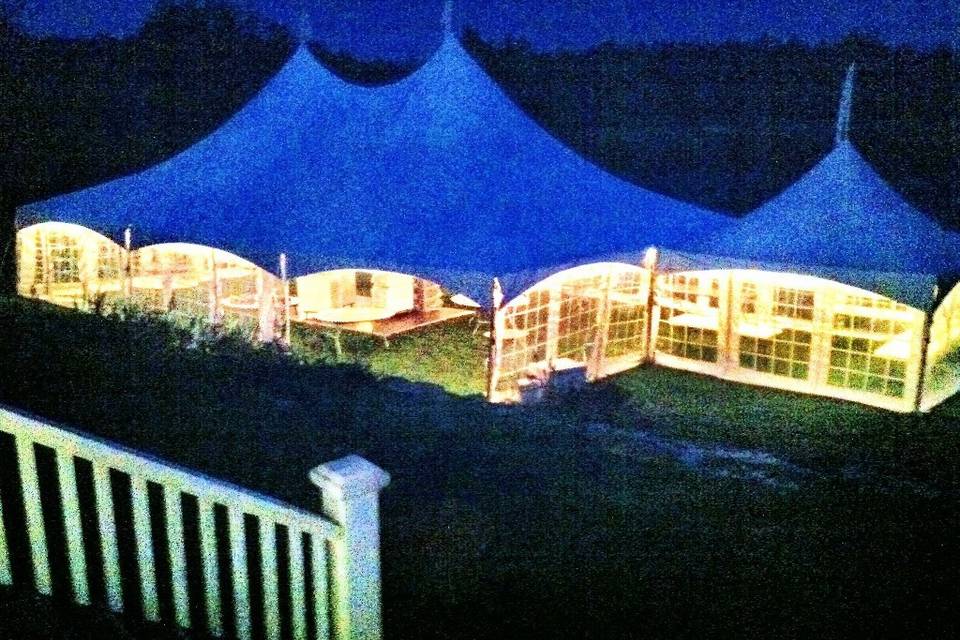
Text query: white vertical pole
260 521 281 640
309 456 390 640
208 250 219 325
0 490 12 586
56 450 90 604
41 229 51 294
198 498 223 636
130 475 160 621
124 227 133 298
164 486 190 628
280 254 291 346
229 507 251 640
15 437 51 595
288 528 308 640
486 278 505 402
311 533 330 640
257 271 276 343
92 463 123 612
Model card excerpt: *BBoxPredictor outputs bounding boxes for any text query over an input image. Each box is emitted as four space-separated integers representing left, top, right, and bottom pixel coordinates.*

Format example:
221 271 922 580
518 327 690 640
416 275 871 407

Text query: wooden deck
297 306 477 340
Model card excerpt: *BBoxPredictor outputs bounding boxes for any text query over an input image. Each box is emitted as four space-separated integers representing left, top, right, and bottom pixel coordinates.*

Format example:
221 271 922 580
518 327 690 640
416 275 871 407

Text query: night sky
7 0 959 58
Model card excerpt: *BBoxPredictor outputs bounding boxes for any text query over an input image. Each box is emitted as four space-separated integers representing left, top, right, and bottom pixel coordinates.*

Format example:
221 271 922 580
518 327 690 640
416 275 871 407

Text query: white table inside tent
305 306 405 356
307 306 402 329
665 313 720 330
874 330 913 360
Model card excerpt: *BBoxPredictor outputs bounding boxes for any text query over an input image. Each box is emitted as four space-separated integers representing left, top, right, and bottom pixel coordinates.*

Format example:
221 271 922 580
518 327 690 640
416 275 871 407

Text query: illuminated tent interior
650 66 960 412
15 4 726 349
16 222 125 306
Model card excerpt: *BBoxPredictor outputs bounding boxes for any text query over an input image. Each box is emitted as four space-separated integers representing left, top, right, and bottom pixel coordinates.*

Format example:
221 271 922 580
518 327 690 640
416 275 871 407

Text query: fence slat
15 437 51 595
229 507 251 640
164 487 190 628
92 463 123 611
261 521 281 640
288 528 307 640
198 498 223 637
0 491 12 586
311 533 330 640
56 451 90 604
2 408 369 640
130 475 160 621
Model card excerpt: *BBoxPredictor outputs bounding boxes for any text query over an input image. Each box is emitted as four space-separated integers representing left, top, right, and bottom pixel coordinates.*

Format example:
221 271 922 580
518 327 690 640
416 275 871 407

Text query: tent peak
442 0 454 35
836 63 856 145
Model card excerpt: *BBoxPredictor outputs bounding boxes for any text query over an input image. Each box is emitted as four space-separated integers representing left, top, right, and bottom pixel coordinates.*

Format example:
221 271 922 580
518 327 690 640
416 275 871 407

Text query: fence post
309 456 390 640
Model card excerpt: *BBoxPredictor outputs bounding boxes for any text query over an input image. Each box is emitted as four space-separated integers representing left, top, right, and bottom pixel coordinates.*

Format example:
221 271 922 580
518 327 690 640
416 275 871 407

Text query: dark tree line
1 1 958 291
465 29 959 225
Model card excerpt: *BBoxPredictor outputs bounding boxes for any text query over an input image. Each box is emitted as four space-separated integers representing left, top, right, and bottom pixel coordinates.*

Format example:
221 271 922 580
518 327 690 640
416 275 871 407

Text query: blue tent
19 29 728 306
692 66 960 309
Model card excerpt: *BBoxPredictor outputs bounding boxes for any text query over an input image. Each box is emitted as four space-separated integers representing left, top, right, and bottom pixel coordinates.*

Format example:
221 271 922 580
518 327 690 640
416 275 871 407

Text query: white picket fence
0 404 389 640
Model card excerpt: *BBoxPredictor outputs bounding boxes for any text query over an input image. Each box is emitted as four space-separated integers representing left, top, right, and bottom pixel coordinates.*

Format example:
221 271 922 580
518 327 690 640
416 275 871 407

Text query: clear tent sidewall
489 262 943 413
489 262 654 403
16 223 960 413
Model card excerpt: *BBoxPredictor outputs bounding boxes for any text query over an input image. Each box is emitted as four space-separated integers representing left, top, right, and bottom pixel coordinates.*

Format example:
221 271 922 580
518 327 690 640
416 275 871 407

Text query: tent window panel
656 307 718 363
32 231 45 285
496 288 552 391
602 267 649 359
655 273 721 363
661 273 720 311
49 233 81 284
171 252 192 273
169 285 210 318
356 271 373 298
741 282 758 314
97 243 121 279
605 302 646 359
738 329 811 380
774 287 815 321
827 334 908 398
557 289 599 362
221 275 258 304
130 288 166 312
924 283 960 399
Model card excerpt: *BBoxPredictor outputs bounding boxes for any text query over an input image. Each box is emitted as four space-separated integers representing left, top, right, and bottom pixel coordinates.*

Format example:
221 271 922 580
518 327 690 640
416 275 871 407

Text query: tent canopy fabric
695 140 960 284
19 35 728 307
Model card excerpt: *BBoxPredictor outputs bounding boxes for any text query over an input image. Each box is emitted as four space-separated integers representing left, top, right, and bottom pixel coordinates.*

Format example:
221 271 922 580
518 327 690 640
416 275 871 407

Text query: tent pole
280 253 291 346
485 278 504 402
255 268 274 343
208 250 218 325
123 227 132 300
914 289 937 412
642 247 659 364
41 230 51 295
588 267 614 380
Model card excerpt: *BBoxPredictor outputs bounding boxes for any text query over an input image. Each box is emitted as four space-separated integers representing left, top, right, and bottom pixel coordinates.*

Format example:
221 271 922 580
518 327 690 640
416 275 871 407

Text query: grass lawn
2 296 960 639
290 315 488 397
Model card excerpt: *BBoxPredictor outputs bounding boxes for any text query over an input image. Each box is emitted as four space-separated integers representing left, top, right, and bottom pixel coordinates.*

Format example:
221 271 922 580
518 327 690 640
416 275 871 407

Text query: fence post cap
310 455 390 498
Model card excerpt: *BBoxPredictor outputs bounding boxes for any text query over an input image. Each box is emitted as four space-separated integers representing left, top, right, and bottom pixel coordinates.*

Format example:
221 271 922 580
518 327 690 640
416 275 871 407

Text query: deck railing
0 404 389 640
